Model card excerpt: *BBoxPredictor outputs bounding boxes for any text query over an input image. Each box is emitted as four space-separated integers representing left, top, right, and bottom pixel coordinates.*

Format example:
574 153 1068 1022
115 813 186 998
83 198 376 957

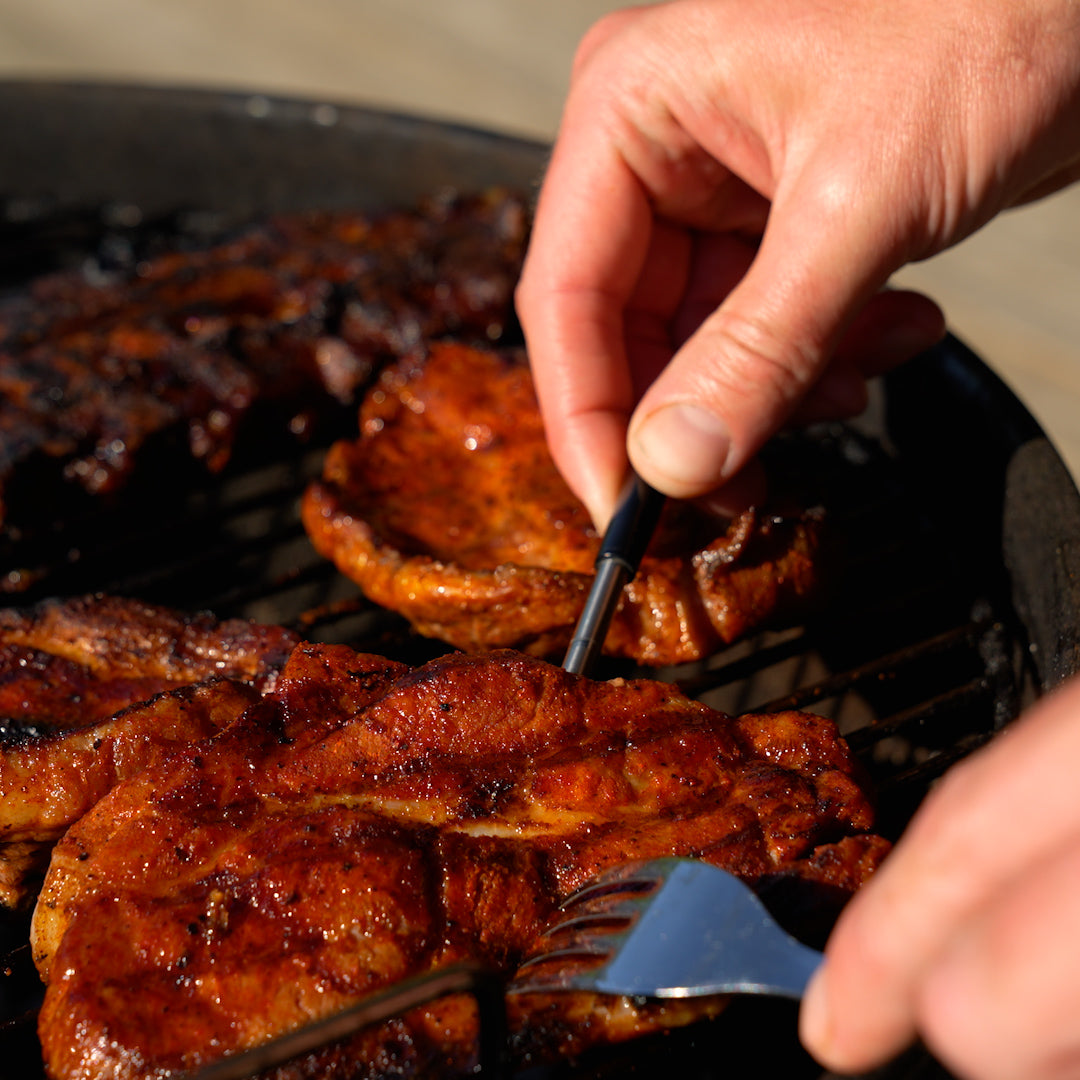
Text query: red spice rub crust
302 342 825 665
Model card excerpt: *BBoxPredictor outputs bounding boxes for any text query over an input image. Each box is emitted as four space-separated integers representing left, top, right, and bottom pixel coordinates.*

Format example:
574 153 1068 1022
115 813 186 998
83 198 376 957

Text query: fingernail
632 403 730 496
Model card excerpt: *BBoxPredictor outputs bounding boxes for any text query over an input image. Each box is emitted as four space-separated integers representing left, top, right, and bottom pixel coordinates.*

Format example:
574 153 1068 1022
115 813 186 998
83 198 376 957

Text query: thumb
626 191 929 498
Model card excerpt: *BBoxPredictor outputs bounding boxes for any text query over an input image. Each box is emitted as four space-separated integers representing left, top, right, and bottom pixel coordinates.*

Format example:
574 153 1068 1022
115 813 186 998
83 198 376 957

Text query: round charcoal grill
1 81 1080 1080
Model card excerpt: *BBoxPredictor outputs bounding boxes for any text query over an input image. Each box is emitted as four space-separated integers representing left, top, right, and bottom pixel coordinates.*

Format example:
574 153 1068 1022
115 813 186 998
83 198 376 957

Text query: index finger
516 121 654 529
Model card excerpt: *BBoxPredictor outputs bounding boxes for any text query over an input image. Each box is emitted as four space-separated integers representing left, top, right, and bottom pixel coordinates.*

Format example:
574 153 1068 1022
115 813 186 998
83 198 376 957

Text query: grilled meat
0 189 527 532
0 594 300 907
0 678 259 910
0 593 297 732
33 645 888 1078
302 343 825 665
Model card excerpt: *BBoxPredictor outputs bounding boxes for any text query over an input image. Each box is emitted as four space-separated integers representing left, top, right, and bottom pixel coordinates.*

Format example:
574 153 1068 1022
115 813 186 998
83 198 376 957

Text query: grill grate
0 202 1040 1080
0 395 1029 1080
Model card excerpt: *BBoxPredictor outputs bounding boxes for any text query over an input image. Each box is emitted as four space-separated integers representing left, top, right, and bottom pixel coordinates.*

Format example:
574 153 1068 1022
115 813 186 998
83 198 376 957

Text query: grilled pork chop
0 593 297 733
34 645 888 1078
0 189 527 533
0 594 299 907
302 343 825 665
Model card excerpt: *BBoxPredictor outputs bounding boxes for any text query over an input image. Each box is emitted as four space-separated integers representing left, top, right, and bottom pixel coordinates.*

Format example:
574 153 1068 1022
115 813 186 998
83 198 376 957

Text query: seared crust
0 593 298 732
0 678 259 909
0 190 527 531
302 343 825 664
0 593 300 907
34 645 887 1078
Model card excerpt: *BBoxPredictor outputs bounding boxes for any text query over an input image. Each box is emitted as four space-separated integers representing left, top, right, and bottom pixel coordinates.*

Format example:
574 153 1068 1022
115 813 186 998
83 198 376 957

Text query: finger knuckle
572 9 642 76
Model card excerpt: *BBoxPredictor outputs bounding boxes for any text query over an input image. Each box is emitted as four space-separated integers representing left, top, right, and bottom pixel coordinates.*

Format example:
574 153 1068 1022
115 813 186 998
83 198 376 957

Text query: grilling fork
508 856 824 1000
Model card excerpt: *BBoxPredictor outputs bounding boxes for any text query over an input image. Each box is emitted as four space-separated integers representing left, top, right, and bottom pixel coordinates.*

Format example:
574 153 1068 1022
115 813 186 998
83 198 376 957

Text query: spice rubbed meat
302 342 826 665
0 190 527 533
0 594 296 732
33 644 889 1079
0 594 299 908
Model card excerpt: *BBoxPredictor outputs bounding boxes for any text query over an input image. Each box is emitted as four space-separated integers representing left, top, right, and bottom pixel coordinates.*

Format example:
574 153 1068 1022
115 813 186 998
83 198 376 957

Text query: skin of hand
516 0 1080 530
799 674 1080 1079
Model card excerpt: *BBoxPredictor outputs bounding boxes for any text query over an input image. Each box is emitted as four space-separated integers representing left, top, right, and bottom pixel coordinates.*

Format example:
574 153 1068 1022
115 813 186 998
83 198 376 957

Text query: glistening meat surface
0 594 297 731
33 645 888 1078
0 594 299 907
302 343 826 665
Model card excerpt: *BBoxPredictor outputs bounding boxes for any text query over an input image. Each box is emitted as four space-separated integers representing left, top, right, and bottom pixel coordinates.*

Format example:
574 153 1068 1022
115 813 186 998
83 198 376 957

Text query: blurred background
1 0 1078 480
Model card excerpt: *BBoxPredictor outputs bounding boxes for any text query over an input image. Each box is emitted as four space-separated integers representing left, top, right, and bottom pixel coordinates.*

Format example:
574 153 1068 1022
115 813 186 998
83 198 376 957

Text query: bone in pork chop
0 189 527 534
0 594 300 907
33 645 889 1079
302 342 825 665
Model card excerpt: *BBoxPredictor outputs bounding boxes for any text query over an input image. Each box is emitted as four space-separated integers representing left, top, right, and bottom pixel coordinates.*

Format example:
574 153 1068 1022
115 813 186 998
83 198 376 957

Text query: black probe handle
597 473 666 573
562 475 665 676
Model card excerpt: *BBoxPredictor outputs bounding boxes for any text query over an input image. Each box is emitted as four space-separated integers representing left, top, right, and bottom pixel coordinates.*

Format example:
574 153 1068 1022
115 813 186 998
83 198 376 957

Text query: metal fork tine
508 858 823 1001
515 940 616 972
554 875 657 912
541 901 642 935
505 961 605 996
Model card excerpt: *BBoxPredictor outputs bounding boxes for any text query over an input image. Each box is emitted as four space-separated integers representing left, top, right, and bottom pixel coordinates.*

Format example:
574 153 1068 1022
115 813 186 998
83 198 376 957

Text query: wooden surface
1 0 1078 481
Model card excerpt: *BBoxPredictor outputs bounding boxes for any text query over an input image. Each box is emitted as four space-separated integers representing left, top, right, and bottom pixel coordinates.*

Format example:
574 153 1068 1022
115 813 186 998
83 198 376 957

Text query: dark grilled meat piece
33 645 888 1079
302 342 825 665
0 189 528 531
0 594 300 907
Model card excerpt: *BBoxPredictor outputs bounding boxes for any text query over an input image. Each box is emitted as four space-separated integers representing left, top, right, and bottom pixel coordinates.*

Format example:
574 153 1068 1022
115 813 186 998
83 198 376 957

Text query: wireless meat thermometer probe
562 473 666 676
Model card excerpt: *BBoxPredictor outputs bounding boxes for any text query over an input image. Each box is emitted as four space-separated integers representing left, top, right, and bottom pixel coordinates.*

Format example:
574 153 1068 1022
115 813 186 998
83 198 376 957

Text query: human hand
799 675 1080 1079
516 0 1080 528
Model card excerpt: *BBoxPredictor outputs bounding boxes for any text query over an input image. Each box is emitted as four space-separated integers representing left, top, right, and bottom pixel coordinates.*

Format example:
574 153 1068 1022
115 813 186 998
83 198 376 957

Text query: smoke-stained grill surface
1 83 1079 1080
